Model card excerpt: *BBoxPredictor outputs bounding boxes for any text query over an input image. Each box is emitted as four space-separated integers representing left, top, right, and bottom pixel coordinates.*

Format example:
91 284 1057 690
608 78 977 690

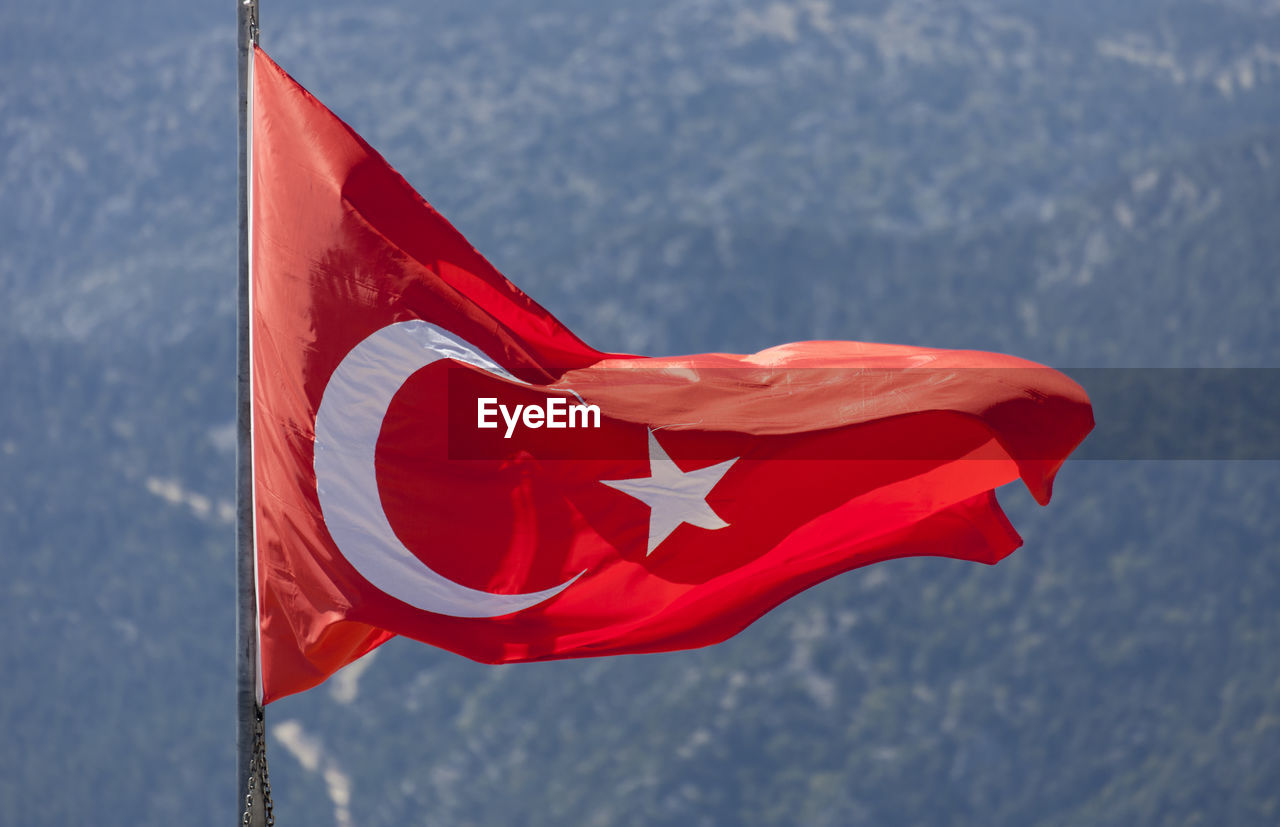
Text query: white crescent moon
313 320 582 617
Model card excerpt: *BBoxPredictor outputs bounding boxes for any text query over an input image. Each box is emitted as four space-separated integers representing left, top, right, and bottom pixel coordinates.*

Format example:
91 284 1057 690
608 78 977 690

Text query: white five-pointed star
600 430 738 556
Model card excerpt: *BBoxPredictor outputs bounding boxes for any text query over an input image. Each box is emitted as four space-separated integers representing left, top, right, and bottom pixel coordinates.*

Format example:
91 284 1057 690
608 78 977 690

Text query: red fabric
251 47 1093 703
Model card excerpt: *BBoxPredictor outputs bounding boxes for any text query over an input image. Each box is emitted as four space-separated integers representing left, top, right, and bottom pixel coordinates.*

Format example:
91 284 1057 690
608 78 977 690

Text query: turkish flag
250 47 1093 703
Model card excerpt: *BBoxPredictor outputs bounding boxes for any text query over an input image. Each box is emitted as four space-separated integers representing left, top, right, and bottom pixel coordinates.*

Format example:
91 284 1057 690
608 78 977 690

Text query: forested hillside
1 1 1277 824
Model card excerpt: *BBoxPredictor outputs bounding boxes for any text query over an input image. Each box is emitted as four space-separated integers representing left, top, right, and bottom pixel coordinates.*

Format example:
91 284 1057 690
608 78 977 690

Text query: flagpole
237 0 268 825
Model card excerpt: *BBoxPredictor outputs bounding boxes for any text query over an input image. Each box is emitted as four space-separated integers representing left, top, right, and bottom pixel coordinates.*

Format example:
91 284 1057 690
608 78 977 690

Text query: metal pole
237 0 265 824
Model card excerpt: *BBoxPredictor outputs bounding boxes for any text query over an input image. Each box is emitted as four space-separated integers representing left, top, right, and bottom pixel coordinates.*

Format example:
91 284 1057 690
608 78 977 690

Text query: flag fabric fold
250 46 1093 704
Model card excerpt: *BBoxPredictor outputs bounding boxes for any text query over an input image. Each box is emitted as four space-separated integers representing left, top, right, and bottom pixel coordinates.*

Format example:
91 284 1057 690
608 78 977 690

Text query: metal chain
242 708 276 826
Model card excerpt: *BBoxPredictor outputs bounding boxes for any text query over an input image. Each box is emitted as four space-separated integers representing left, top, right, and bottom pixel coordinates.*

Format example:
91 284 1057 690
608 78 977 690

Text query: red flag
250 47 1093 703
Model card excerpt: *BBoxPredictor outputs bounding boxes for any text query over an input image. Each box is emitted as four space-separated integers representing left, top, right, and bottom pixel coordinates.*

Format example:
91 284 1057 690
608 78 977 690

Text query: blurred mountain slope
0 1 1277 824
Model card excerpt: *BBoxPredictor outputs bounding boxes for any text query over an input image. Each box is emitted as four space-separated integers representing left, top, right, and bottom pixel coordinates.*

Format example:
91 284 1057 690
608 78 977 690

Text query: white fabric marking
313 320 581 617
601 430 737 556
